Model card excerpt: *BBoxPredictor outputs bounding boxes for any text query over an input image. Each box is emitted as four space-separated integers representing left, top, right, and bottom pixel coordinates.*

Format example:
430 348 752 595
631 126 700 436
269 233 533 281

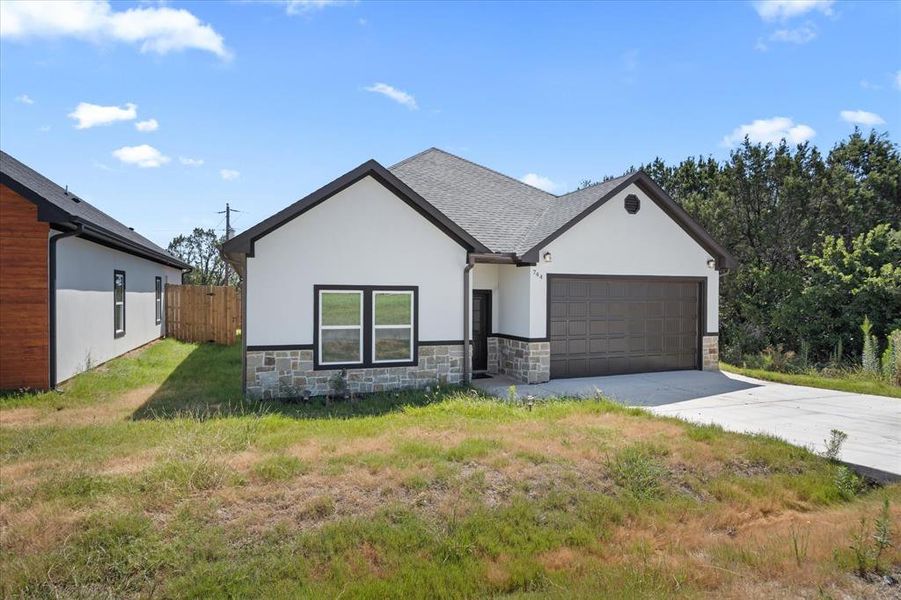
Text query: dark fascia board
520 171 737 270
1 174 191 271
222 159 491 258
64 220 191 271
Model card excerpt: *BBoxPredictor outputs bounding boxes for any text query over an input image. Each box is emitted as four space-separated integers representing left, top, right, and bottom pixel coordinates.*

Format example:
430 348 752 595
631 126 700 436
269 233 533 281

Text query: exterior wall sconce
706 259 716 269
543 252 553 263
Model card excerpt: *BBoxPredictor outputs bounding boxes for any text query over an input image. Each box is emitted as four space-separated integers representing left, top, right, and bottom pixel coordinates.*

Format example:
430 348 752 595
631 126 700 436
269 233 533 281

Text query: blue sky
1 0 899 246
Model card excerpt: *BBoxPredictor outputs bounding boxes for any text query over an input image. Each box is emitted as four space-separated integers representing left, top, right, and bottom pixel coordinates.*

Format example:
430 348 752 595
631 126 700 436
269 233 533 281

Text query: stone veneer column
245 344 465 400
487 337 499 374
702 335 719 370
496 337 550 384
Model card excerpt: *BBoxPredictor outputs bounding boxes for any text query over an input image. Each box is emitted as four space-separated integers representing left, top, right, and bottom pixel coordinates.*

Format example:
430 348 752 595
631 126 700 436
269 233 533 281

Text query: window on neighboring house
315 286 418 369
155 276 162 325
373 291 414 363
114 270 126 338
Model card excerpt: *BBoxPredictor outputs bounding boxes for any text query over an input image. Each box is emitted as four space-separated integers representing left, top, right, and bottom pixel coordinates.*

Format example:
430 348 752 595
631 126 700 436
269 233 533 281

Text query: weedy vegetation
1 339 899 598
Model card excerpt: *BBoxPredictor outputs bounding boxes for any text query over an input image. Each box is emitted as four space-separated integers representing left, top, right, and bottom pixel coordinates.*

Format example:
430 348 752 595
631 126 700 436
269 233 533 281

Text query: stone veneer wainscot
246 344 466 400
494 336 550 384
702 334 719 371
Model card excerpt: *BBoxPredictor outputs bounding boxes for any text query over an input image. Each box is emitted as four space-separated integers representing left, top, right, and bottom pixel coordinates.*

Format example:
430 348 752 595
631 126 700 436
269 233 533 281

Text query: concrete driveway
473 370 901 479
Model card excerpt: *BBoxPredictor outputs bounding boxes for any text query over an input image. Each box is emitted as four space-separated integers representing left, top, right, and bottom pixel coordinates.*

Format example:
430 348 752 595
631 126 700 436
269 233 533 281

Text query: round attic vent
624 194 640 214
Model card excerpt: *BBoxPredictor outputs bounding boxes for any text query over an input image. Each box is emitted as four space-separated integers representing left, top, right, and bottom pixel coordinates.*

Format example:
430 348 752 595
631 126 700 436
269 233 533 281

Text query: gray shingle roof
1 150 189 269
390 148 631 254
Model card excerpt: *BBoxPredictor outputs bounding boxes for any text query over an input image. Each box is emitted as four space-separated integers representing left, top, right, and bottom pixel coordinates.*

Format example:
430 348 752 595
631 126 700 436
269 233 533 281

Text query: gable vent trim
624 194 640 214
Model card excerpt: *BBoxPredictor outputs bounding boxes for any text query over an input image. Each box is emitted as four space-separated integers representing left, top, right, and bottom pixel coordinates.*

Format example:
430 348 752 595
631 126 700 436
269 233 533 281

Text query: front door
472 290 491 372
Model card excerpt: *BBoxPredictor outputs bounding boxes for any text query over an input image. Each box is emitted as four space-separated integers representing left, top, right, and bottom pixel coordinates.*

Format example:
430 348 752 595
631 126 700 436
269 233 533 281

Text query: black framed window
114 270 126 338
313 285 418 370
155 276 162 325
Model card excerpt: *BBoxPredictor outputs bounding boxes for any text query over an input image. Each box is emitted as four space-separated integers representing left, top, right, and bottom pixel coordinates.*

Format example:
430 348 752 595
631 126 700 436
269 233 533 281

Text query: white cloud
0 0 230 59
15 94 34 104
521 173 560 193
283 0 346 15
859 79 882 91
38 125 51 132
753 0 834 21
722 117 816 146
895 70 901 90
840 110 885 126
68 101 137 129
112 144 170 168
769 25 816 44
135 118 159 132
364 82 418 110
220 169 240 180
179 156 204 166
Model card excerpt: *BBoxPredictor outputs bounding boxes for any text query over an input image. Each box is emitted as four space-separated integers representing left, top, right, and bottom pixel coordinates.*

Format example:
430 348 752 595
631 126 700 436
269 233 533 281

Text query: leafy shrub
743 344 803 373
833 466 862 500
848 498 894 577
822 429 848 461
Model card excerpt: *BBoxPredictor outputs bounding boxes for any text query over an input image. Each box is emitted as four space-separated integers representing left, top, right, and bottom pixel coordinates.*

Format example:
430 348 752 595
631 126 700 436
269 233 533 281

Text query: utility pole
218 203 240 285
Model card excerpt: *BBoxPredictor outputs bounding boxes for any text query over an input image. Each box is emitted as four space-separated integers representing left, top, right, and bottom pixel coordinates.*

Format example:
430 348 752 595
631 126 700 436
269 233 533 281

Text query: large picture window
314 286 418 369
155 277 162 325
114 270 126 338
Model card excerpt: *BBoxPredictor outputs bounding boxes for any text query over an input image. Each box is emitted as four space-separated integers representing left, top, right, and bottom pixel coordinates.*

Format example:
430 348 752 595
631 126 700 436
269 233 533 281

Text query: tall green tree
167 228 238 286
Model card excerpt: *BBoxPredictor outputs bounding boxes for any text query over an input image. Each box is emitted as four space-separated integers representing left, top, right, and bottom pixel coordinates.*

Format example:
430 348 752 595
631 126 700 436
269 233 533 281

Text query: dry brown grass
2 388 899 598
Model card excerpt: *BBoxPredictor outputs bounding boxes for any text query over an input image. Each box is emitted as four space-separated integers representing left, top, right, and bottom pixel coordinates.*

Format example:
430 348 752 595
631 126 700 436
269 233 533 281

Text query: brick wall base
246 344 465 400
495 337 550 384
702 335 719 371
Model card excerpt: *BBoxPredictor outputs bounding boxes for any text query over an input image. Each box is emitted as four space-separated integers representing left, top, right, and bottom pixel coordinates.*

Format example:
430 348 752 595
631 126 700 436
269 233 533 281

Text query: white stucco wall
471 263 500 335
522 183 720 338
55 235 182 382
246 176 468 346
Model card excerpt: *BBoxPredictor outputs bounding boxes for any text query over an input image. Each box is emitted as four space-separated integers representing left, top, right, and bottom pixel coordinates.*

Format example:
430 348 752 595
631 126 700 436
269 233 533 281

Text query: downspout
48 224 84 388
462 254 475 384
240 269 248 396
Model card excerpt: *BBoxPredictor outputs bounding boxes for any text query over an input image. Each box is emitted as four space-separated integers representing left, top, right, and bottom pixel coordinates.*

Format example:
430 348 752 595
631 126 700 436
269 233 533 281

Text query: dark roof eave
62 219 191 270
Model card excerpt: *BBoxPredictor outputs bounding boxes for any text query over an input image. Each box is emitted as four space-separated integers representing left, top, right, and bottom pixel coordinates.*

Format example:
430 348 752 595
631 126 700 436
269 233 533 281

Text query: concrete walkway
473 370 901 478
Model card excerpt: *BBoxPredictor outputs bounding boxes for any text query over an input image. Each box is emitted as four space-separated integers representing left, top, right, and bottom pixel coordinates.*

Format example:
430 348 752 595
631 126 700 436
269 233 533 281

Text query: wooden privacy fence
165 284 241 345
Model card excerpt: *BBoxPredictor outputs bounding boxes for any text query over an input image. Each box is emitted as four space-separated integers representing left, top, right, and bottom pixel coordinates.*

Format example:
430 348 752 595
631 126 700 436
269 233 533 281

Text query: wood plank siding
0 184 49 389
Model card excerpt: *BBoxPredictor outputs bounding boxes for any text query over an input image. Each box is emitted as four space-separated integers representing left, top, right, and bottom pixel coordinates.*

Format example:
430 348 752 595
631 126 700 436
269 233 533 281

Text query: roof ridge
394 147 558 198
557 172 632 198
388 147 440 171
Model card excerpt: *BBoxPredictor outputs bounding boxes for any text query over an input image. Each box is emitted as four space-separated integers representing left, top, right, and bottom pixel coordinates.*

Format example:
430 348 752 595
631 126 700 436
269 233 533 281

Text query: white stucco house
223 148 734 399
0 151 189 390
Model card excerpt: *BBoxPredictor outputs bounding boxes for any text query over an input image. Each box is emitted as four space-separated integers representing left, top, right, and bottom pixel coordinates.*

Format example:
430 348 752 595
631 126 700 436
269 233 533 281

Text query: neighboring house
223 148 735 399
0 151 189 390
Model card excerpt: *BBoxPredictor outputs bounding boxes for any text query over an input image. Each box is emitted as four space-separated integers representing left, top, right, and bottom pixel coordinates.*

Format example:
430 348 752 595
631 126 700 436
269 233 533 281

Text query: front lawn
1 339 898 598
722 363 901 399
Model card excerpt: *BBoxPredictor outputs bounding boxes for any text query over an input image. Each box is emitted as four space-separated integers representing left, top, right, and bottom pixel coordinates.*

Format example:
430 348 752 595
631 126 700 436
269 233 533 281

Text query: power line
217 203 241 283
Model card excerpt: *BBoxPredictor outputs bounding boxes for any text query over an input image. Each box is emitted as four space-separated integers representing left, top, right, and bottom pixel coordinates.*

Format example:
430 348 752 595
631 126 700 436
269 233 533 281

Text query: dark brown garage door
549 276 701 378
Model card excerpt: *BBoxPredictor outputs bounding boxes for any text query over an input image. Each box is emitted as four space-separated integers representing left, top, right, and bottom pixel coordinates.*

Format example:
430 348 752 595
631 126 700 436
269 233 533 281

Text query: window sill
313 359 418 371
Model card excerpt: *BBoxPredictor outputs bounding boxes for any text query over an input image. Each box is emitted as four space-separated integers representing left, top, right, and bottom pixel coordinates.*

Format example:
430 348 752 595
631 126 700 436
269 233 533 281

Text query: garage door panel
567 339 587 354
549 276 700 379
589 320 608 335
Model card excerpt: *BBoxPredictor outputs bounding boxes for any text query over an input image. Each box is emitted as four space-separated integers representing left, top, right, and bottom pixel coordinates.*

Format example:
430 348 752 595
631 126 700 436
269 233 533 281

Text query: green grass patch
722 363 901 398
